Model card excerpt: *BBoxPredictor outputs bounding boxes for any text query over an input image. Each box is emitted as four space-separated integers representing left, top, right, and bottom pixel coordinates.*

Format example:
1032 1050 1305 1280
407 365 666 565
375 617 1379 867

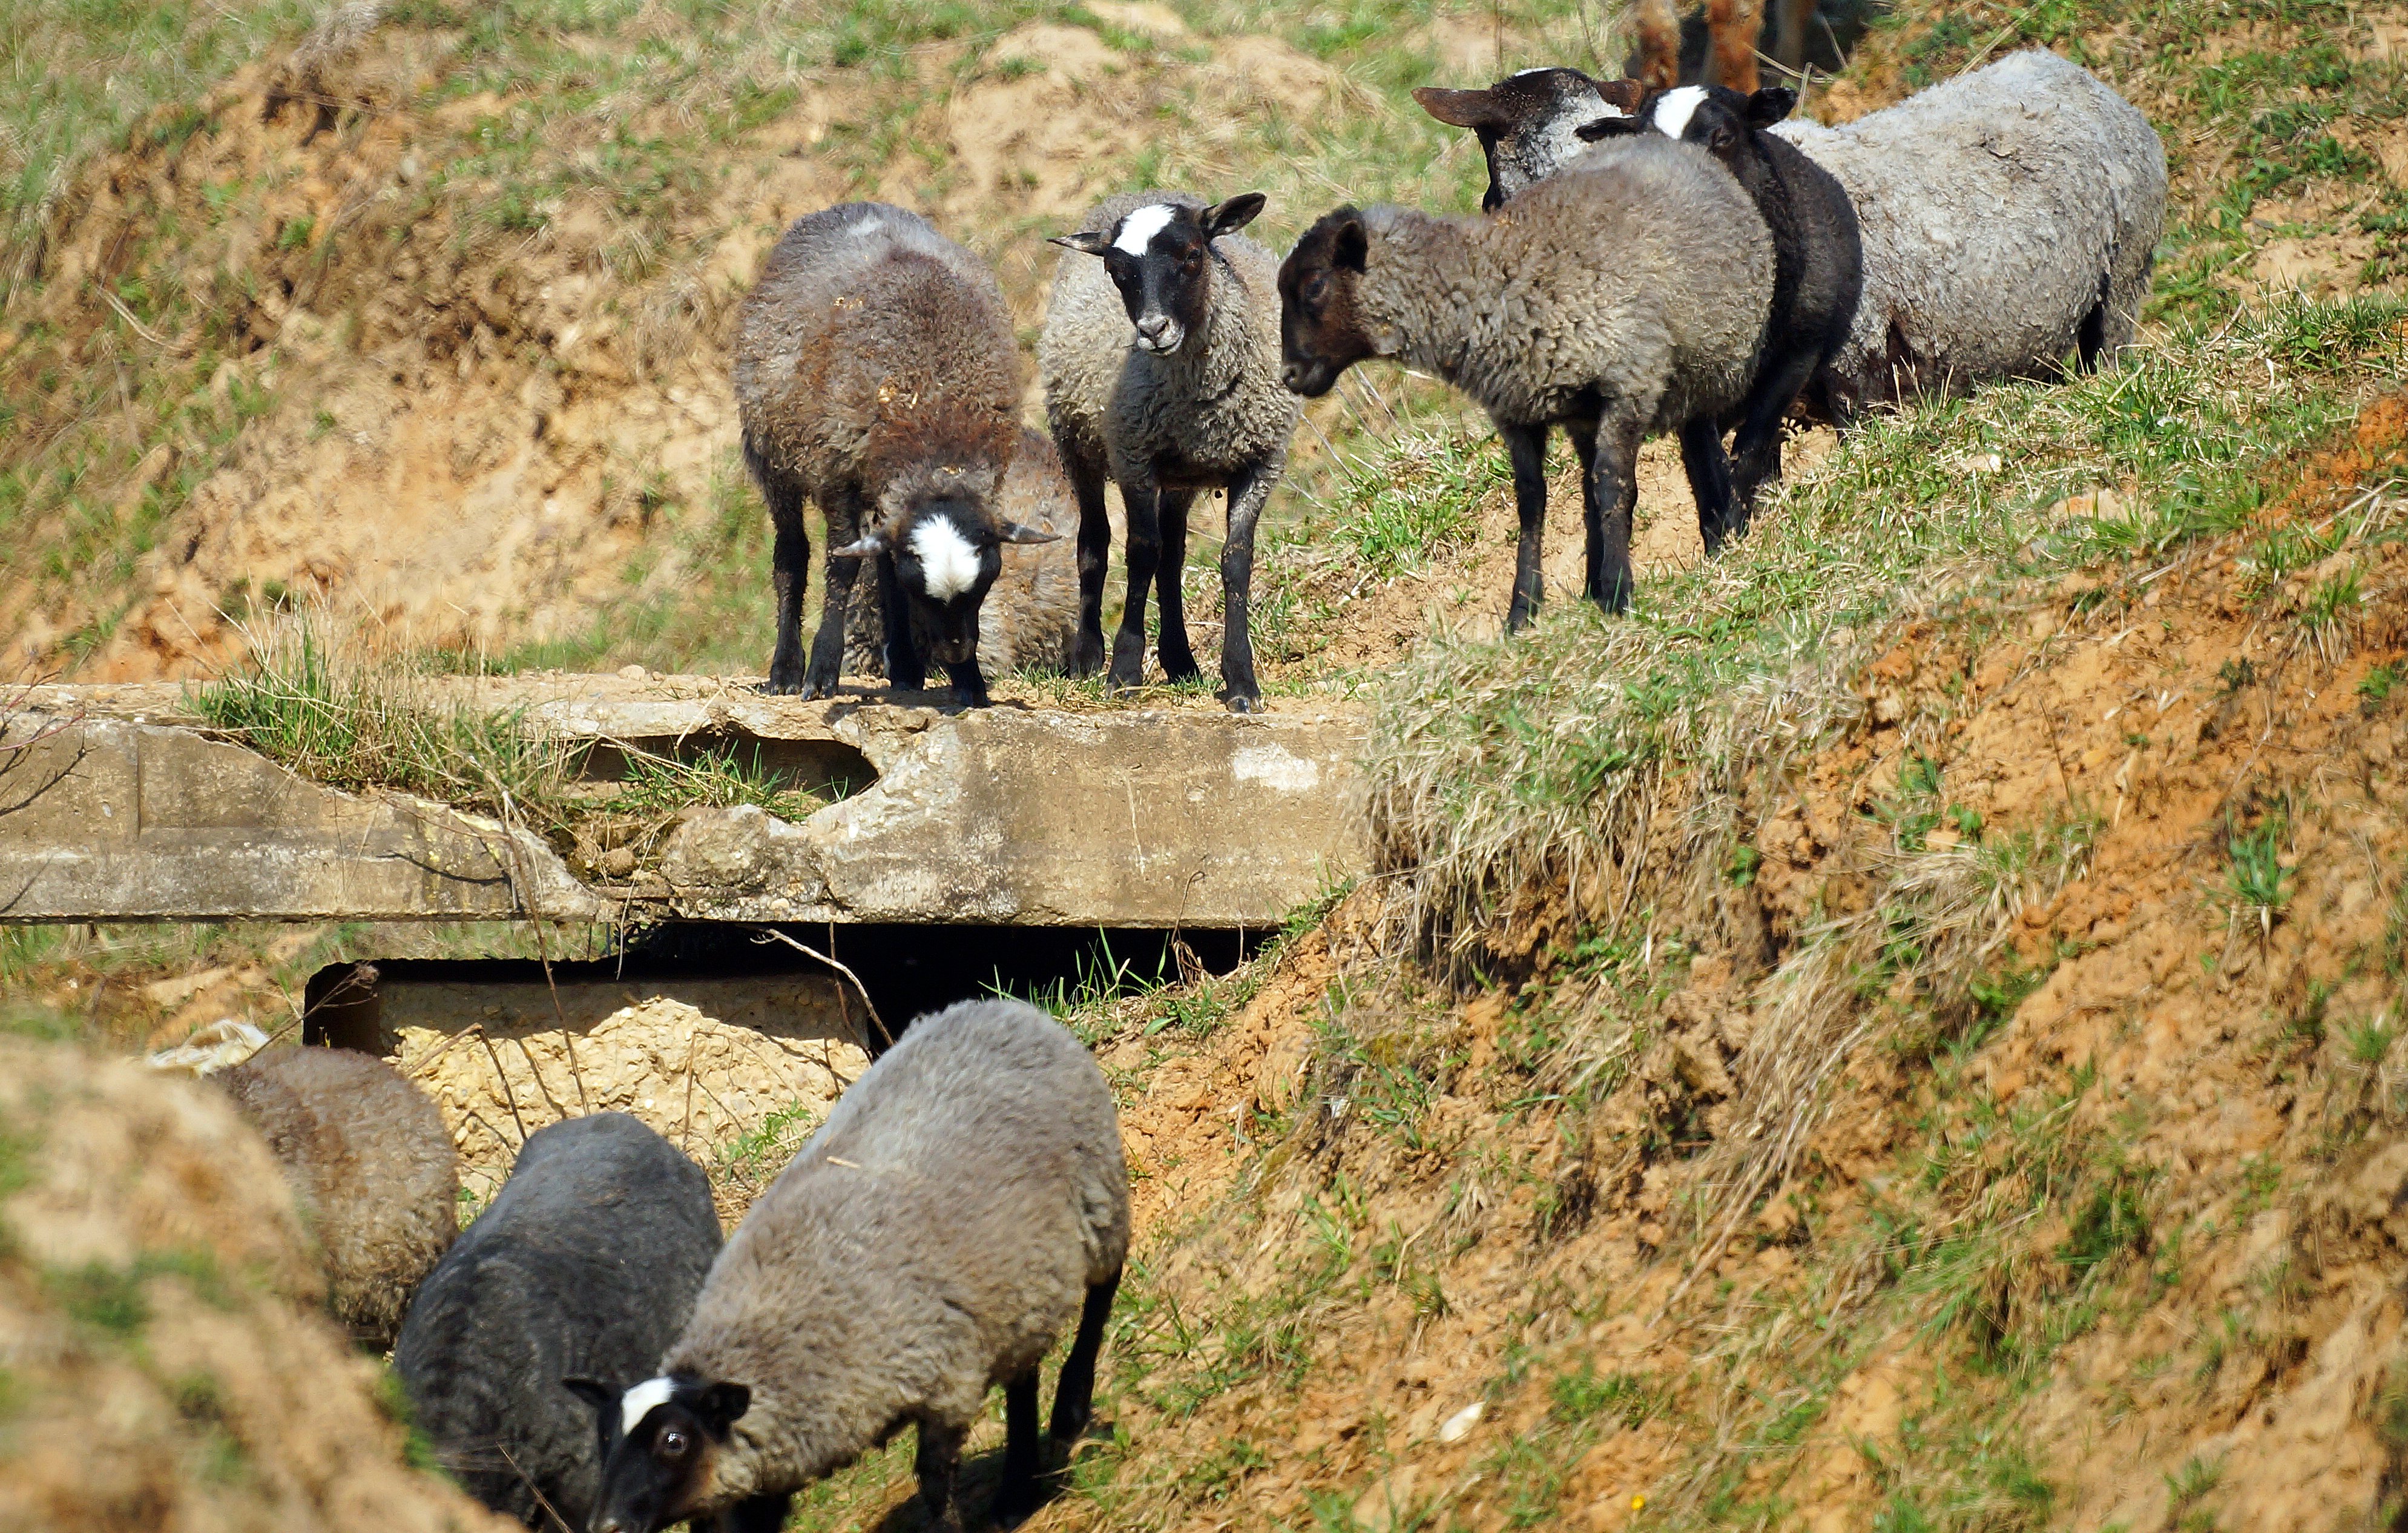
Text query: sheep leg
765 512 810 696
1585 416 1643 613
879 552 926 693
1153 489 1202 684
803 486 867 699
1217 463 1274 713
1051 1265 1121 1444
993 1369 1044 1526
1109 478 1163 691
915 1416 969 1533
1678 417 1740 557
943 656 990 710
1065 443 1113 677
1728 344 1823 533
1501 421 1550 632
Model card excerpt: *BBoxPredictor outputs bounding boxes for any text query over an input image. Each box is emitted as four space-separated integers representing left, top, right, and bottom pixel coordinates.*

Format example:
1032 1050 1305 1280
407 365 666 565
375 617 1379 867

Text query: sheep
1039 190 1300 713
844 426 1082 684
1280 134 1772 625
585 998 1129 1533
734 202 1059 708
1579 82 1861 529
395 1112 730 1531
214 1044 456 1349
1418 51 2168 418
1413 69 1646 213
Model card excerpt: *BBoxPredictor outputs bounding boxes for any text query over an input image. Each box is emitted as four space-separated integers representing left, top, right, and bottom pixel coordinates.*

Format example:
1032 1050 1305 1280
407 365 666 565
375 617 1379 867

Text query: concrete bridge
0 676 1367 929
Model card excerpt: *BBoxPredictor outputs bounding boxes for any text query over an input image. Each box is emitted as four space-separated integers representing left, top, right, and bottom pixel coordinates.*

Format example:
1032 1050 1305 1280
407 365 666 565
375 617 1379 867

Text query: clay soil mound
0 1035 511 1533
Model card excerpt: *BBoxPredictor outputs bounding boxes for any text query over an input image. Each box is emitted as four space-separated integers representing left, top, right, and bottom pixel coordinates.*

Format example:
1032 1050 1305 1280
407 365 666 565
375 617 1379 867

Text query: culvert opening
571 730 877 803
306 923 1267 1203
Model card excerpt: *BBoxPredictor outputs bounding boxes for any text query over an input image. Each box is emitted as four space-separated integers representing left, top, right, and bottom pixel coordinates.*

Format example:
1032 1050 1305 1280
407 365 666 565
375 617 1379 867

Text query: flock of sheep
202 44 2173 1533
742 47 2164 713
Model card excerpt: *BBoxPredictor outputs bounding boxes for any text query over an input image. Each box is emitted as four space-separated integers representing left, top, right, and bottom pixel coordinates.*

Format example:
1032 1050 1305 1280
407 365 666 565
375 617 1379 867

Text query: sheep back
1039 191 1297 483
1368 134 1772 433
665 998 1128 1502
215 1046 457 1348
733 203 1020 524
843 426 1081 679
394 1112 720 1529
1769 49 2166 412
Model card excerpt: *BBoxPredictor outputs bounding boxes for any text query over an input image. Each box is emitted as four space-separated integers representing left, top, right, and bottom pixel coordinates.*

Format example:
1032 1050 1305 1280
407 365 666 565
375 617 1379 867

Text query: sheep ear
1594 77 1649 114
1745 87 1797 126
1575 115 1644 142
1332 216 1368 272
1048 230 1112 256
1202 193 1267 239
1412 86 1502 130
694 1382 751 1435
996 519 1062 545
829 530 889 558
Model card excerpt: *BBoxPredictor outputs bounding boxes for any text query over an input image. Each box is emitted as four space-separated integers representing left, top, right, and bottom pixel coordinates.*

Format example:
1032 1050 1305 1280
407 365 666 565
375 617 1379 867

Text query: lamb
1280 133 1772 624
733 202 1059 708
394 1112 735 1531
844 426 1082 683
214 1045 456 1349
1418 51 2168 417
1039 190 1300 712
586 998 1130 1533
1581 83 1861 528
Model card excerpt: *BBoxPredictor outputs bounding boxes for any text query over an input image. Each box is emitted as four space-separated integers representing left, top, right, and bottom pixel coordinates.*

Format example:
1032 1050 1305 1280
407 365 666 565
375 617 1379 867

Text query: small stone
1436 1401 1483 1443
618 663 649 681
600 846 637 879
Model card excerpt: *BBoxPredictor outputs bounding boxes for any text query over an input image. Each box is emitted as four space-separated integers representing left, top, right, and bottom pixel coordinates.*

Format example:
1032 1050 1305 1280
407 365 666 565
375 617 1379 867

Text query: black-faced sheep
1280 134 1772 624
844 426 1082 685
394 1112 729 1531
1414 69 1647 213
1419 51 2167 417
1039 191 1299 712
586 998 1129 1533
214 1045 456 1350
1581 83 1862 531
733 202 1059 708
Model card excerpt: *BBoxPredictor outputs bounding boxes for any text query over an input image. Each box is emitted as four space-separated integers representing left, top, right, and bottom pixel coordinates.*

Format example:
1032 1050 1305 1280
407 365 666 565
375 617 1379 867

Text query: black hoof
1223 692 1262 714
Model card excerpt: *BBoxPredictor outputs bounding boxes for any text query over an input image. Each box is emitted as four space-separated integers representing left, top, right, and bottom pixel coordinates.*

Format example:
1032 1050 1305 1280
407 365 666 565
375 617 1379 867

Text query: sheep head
1413 68 1648 210
575 1372 752 1533
833 456 1057 673
1277 206 1381 399
1048 193 1266 357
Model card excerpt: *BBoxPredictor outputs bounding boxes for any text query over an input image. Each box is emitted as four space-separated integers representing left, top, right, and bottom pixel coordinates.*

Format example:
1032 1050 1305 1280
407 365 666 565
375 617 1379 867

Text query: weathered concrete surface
0 717 601 922
8 679 1367 926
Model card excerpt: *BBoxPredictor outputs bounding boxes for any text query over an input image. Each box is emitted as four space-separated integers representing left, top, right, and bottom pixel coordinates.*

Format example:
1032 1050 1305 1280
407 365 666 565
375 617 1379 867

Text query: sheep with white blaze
214 1045 457 1349
734 201 1058 707
1417 50 2168 417
1041 190 1299 711
1280 134 1772 624
1581 82 1861 529
588 998 1130 1533
393 1112 743 1531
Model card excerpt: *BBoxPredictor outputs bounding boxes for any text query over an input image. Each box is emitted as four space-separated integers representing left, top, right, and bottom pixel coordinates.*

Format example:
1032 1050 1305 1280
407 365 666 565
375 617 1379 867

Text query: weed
2224 816 2293 931
2361 659 2403 710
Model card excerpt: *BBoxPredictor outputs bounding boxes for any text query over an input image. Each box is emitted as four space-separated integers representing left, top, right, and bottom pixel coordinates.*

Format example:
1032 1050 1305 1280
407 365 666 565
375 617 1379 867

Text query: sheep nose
1134 315 1179 352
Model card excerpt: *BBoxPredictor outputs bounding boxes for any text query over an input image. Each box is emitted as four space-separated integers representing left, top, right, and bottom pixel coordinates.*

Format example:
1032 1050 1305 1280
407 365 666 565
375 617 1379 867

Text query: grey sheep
1040 191 1300 712
1280 134 1772 624
844 426 1082 682
395 1112 739 1531
215 1045 456 1349
1418 51 2167 417
734 202 1058 708
587 998 1130 1533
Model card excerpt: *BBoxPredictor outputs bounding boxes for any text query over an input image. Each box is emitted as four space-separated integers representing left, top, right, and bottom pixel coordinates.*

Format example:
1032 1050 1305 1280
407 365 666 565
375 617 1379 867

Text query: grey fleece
1763 49 2166 412
665 998 1130 1507
217 1046 458 1349
1357 135 1771 435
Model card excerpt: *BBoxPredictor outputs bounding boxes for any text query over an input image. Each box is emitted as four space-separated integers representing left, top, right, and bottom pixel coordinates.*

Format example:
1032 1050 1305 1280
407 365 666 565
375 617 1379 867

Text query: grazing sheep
1039 190 1299 712
587 998 1129 1533
1280 134 1772 624
395 1112 728 1531
844 426 1082 683
214 1046 456 1349
734 202 1059 708
1418 51 2167 417
1581 83 1861 529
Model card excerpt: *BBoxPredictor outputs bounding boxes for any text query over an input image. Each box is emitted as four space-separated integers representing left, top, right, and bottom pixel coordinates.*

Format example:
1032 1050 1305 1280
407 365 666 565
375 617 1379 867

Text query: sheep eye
658 1429 689 1462
1302 273 1329 306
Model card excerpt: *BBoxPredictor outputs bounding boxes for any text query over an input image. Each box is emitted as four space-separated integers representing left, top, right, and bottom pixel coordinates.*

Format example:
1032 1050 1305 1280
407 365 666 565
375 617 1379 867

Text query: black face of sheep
577 1373 752 1533
1414 68 1649 211
1047 194 1267 357
1582 82 1796 170
831 496 1058 705
1277 209 1378 399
